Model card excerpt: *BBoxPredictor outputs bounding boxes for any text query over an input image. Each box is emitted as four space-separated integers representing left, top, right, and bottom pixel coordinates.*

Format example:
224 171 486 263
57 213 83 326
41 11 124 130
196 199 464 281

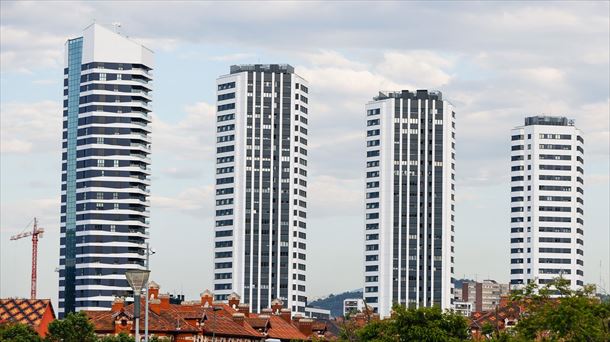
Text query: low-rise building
0 299 56 337
343 299 365 317
453 301 473 317
304 307 331 320
84 283 334 341
461 280 510 312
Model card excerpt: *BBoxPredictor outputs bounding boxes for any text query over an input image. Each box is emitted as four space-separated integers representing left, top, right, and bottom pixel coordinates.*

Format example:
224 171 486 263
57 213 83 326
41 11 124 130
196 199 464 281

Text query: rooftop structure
84 283 333 341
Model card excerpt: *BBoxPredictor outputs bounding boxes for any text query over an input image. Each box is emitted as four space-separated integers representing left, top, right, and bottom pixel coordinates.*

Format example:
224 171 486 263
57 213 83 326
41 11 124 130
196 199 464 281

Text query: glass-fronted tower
213 64 309 314
509 116 584 290
363 90 456 317
59 24 153 316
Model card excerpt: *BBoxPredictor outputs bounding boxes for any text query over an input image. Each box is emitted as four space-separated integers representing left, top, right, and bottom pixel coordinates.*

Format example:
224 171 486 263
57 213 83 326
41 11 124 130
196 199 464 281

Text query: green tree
149 337 171 342
341 305 469 342
388 305 469 342
0 322 42 342
481 322 494 337
99 333 134 342
511 278 610 341
337 318 362 342
45 312 97 342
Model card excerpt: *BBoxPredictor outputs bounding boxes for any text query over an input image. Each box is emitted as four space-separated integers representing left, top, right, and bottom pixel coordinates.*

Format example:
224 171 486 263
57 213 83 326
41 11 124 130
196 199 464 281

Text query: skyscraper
363 90 455 317
59 24 153 316
509 116 584 289
213 64 309 314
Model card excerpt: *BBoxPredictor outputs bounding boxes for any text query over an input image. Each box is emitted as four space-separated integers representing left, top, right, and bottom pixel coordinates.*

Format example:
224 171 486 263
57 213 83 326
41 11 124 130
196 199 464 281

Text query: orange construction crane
10 218 44 299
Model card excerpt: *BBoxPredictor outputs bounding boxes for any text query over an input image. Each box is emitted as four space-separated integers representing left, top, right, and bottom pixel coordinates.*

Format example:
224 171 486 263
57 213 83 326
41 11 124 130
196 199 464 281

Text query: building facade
213 65 309 314
59 24 153 316
363 90 456 317
461 280 510 312
343 298 366 316
509 116 584 289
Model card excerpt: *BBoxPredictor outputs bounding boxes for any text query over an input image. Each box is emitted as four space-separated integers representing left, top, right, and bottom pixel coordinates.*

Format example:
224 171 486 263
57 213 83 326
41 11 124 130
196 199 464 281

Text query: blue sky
1 1 609 304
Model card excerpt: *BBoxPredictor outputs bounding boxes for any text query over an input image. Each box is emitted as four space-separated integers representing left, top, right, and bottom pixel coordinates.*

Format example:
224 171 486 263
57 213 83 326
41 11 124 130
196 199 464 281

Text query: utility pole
144 243 150 342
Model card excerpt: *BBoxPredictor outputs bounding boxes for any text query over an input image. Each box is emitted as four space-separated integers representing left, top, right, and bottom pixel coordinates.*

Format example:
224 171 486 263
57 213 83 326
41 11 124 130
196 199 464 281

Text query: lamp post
144 244 155 342
125 269 150 342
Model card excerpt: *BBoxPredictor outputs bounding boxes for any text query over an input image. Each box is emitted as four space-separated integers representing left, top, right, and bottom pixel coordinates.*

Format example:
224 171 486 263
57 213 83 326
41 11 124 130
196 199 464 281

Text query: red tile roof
85 299 199 334
259 314 309 340
246 316 270 329
0 299 54 330
470 302 521 331
84 287 335 341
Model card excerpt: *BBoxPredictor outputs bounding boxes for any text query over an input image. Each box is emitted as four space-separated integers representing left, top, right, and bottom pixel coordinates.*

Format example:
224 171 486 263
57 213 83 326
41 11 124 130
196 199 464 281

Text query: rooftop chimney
280 308 292 323
149 298 161 315
148 281 160 300
297 318 313 336
232 313 245 326
111 297 125 312
271 298 284 314
159 293 170 311
228 292 240 309
200 290 214 307
237 304 250 317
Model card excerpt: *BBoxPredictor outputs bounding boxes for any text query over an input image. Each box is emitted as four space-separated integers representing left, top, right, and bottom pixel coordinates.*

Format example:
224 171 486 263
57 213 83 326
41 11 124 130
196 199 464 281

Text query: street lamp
144 244 155 342
125 269 150 342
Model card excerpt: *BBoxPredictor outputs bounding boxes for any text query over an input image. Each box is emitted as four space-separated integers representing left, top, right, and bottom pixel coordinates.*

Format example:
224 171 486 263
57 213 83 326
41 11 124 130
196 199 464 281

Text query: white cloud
0 101 61 154
151 185 214 214
376 51 454 87
0 197 59 235
151 101 216 160
301 50 366 69
0 25 65 73
308 176 363 218
574 99 610 157
160 167 203 179
209 52 255 62
517 67 565 85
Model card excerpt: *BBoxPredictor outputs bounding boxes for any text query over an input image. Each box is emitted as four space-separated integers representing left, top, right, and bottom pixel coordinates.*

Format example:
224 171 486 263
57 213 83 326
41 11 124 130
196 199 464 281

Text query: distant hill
308 289 363 318
310 280 474 317
454 278 474 289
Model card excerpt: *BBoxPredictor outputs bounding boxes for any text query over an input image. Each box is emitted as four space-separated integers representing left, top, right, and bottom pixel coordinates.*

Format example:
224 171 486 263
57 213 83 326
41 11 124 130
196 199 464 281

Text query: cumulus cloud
209 52 256 62
0 26 65 73
376 51 454 87
308 175 363 218
151 185 214 217
0 197 59 234
152 101 216 160
0 101 61 154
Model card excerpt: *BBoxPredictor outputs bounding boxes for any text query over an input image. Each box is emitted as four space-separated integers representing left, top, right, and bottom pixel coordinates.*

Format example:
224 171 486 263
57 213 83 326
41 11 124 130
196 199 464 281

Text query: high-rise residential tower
59 24 153 316
363 90 456 317
509 116 584 290
213 64 309 314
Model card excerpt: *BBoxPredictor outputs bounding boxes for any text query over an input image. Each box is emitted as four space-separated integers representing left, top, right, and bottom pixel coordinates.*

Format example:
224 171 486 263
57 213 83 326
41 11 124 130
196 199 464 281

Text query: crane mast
10 218 44 299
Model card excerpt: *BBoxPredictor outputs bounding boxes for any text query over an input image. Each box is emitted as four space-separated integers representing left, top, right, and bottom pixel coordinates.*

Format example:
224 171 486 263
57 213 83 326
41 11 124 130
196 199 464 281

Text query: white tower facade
213 65 309 314
510 116 584 290
363 90 456 317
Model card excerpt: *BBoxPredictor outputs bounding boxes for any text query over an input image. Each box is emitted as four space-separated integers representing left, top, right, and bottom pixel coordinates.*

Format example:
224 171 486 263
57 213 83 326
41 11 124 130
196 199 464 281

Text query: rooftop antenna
112 22 122 34
600 260 608 295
